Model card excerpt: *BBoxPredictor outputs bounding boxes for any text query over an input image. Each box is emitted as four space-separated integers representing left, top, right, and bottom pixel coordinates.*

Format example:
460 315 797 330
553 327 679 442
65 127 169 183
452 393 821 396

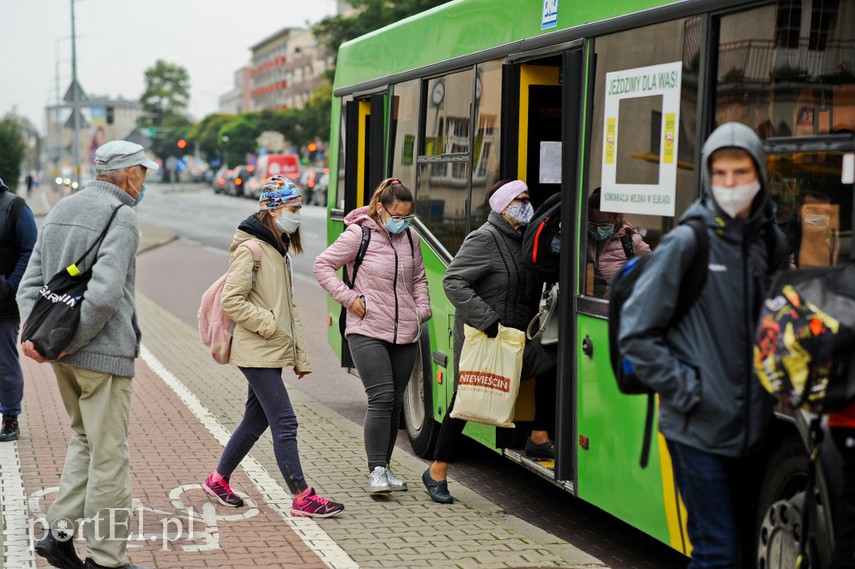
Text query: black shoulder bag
22 205 125 360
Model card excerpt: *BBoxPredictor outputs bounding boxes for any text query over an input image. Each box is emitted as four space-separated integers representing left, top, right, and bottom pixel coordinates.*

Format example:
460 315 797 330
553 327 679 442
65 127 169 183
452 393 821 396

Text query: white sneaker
367 466 391 494
386 466 408 491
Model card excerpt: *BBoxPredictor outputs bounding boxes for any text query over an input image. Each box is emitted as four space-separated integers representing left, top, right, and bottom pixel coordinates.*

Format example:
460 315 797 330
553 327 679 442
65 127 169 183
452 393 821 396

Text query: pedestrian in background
17 140 155 569
618 123 789 568
314 178 431 494
203 175 344 518
424 179 555 504
585 187 650 299
0 176 37 442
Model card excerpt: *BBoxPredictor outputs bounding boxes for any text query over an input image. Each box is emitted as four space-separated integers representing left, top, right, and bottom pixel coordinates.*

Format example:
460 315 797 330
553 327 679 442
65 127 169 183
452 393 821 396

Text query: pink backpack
198 240 263 364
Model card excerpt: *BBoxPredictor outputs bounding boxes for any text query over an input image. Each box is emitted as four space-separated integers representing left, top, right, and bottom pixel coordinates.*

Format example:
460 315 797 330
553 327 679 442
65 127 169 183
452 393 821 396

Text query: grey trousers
50 363 133 568
348 334 418 471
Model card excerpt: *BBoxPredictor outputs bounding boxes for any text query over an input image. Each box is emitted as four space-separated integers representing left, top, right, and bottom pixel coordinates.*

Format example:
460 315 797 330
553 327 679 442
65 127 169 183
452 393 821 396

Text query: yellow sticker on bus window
605 118 616 164
663 113 676 164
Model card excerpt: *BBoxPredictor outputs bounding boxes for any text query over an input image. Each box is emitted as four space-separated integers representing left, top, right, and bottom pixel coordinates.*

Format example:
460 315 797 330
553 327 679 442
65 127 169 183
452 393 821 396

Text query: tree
0 117 26 192
186 113 236 161
313 0 449 59
149 112 193 162
218 114 263 167
140 60 191 115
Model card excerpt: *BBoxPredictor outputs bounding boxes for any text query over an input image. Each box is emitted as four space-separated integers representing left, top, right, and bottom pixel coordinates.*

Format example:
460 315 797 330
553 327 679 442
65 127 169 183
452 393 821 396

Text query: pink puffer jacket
313 207 431 344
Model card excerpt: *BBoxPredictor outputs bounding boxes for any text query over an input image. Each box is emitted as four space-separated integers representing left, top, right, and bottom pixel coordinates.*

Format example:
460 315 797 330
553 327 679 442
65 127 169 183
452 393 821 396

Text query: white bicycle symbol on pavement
28 483 259 552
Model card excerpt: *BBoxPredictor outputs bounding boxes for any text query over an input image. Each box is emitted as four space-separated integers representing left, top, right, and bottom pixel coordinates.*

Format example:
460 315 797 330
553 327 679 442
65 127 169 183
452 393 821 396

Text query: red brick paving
20 353 327 569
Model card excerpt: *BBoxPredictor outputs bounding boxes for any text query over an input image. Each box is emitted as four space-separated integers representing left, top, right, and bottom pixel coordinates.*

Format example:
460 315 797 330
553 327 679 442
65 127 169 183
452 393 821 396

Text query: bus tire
403 323 438 458
756 434 833 569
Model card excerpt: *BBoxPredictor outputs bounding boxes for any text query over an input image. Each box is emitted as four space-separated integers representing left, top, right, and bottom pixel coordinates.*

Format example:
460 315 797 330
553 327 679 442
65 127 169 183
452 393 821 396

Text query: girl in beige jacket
202 175 344 518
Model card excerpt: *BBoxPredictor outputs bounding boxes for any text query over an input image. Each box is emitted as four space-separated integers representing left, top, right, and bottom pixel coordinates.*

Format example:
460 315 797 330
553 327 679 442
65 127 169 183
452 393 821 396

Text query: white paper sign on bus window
601 61 682 216
542 0 559 30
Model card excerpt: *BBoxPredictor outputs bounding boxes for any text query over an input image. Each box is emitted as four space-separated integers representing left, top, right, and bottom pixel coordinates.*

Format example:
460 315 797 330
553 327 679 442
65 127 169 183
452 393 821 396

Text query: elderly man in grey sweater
17 141 156 569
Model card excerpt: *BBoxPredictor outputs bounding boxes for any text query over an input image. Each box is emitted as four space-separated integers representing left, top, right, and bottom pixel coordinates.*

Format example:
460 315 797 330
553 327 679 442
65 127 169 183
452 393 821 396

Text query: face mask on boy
711 180 761 219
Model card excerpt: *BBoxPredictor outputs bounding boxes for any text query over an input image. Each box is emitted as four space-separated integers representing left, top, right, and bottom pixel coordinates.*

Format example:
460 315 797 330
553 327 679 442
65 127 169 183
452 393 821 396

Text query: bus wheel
756 436 832 569
403 324 438 458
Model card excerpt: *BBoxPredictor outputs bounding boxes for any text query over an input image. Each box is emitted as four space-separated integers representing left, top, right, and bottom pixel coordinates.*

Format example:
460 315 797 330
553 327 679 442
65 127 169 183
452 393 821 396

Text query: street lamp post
70 0 81 188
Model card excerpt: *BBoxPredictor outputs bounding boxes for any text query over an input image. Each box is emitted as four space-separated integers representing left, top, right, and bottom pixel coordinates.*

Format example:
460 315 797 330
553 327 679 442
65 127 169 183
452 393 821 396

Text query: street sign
62 79 89 104
64 109 89 129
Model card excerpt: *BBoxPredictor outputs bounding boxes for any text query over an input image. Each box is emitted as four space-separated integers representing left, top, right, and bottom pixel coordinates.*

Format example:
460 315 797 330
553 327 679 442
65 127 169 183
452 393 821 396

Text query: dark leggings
348 334 418 471
217 367 307 494
433 368 556 463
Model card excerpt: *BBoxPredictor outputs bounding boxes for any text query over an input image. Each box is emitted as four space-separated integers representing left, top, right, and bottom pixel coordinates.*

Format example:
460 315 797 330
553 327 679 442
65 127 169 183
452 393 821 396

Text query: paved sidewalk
1 214 609 568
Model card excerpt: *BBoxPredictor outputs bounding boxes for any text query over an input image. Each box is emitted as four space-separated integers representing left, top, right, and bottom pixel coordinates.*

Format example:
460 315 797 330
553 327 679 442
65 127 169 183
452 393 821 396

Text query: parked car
312 172 330 206
212 166 232 194
299 167 329 205
227 165 255 197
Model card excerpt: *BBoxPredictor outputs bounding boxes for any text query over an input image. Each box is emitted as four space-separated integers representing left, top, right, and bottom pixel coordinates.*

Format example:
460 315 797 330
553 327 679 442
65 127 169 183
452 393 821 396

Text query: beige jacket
221 230 311 371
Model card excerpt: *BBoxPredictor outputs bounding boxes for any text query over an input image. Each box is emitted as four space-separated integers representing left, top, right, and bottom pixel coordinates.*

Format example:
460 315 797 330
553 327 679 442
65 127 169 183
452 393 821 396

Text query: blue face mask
385 218 411 234
130 182 146 207
588 225 614 241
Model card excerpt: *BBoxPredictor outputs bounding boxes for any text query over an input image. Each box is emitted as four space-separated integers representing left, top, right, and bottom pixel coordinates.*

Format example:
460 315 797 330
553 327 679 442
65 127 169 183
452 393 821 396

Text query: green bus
322 0 855 565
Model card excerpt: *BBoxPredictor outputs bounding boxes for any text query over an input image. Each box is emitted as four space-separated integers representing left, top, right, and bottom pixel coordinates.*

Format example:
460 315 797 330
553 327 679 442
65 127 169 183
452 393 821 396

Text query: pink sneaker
203 474 245 507
290 488 344 518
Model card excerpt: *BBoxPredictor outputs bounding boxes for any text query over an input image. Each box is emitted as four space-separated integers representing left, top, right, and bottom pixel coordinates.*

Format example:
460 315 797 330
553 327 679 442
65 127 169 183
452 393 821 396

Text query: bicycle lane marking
139 345 359 569
0 438 35 568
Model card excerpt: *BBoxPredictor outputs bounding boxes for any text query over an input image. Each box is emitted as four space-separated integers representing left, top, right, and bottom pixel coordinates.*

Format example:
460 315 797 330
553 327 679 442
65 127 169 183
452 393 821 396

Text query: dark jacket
444 212 553 384
618 123 789 457
0 187 37 320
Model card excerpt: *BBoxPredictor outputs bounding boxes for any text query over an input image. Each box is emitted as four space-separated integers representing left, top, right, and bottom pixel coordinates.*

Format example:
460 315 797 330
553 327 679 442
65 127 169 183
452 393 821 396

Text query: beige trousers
49 363 133 568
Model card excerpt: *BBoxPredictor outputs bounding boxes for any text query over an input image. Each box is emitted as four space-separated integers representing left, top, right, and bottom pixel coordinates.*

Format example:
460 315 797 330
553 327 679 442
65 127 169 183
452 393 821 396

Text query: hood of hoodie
234 213 288 255
681 122 775 238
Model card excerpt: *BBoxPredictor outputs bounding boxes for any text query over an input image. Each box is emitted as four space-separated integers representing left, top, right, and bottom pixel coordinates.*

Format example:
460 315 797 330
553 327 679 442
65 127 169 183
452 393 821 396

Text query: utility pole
70 0 81 187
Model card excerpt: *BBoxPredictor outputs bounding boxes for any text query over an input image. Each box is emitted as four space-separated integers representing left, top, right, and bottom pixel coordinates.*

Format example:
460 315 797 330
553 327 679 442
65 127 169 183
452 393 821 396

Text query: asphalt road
136 182 689 569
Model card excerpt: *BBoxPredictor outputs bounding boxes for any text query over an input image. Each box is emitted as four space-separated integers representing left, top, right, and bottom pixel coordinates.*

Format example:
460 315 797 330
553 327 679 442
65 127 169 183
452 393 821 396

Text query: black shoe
525 438 555 459
84 560 149 569
34 531 83 569
422 468 453 504
0 415 19 442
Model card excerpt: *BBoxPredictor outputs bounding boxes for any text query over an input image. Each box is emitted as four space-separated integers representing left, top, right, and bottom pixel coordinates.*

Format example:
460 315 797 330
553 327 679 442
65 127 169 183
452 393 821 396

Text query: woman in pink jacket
313 178 431 494
586 188 651 299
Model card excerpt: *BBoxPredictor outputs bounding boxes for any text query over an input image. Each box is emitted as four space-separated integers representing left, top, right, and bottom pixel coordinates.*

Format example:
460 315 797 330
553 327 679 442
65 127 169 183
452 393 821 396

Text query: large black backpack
522 193 561 282
607 218 708 467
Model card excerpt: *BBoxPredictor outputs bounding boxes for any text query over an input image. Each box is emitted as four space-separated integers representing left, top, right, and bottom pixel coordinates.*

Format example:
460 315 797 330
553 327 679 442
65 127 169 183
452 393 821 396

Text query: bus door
500 46 584 484
342 93 387 213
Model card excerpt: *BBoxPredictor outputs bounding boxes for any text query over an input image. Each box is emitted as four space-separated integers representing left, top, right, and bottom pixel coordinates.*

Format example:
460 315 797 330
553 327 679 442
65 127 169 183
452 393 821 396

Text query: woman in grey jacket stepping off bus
314 178 431 494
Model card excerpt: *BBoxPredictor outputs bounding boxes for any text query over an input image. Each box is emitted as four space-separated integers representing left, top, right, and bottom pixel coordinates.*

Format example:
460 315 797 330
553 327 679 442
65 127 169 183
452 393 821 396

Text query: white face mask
274 211 301 234
711 180 761 218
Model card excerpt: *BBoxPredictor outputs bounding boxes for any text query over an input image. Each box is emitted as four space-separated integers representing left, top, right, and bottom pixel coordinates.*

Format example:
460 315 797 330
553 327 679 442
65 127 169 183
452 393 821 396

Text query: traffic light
152 107 162 126
177 139 187 150
307 142 318 153
106 106 114 125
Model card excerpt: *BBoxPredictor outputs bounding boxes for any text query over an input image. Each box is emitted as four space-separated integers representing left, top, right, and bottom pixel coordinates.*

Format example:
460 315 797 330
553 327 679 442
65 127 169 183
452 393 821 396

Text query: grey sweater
17 181 140 377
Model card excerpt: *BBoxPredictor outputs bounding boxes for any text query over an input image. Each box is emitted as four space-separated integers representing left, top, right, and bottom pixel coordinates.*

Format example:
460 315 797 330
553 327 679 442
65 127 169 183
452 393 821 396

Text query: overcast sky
1 0 339 134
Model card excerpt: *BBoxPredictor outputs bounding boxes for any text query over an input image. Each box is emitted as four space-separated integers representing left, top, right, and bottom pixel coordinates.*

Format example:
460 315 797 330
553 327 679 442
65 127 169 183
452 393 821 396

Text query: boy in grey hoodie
618 123 788 568
17 141 155 569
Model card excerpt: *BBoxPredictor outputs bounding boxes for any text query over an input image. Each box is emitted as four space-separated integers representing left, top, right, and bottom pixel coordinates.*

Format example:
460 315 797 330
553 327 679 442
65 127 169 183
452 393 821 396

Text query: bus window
715 0 855 139
417 68 475 257
470 60 504 231
389 79 420 192
716 0 855 266
585 17 701 300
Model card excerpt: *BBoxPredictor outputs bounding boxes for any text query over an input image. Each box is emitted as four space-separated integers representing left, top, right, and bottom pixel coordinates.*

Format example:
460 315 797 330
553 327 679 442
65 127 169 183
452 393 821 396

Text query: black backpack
522 193 561 282
607 218 708 468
